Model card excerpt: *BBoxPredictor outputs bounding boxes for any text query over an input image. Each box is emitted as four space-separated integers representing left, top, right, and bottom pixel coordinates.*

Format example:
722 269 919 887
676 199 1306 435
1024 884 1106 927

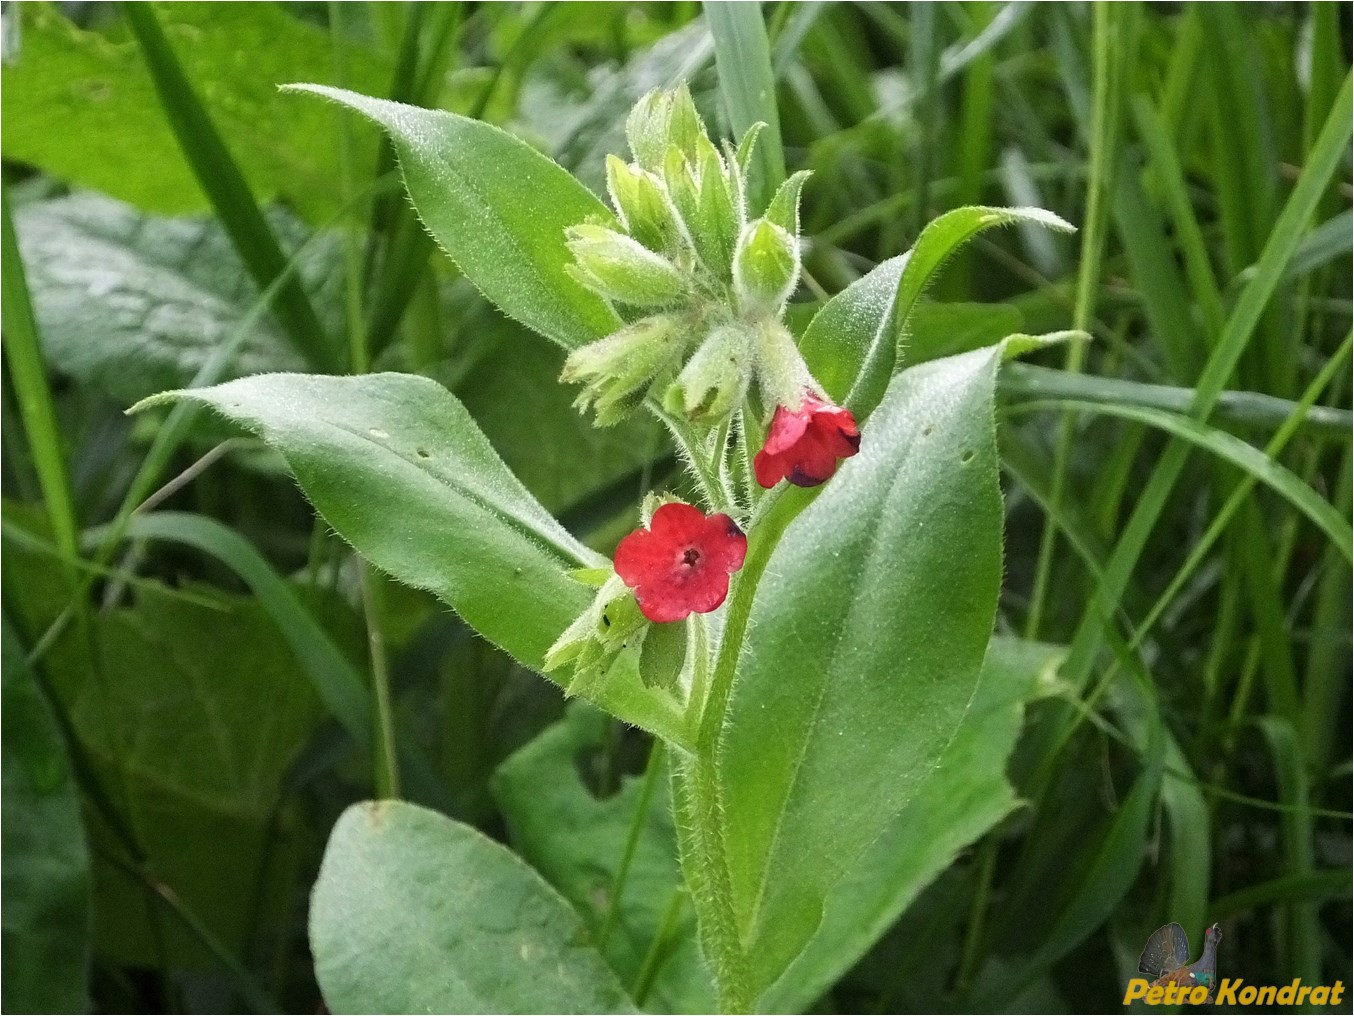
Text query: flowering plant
136 81 1075 1014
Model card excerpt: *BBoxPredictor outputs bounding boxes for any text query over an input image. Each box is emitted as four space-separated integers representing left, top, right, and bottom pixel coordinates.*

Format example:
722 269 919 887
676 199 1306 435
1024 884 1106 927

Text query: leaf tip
126 390 186 416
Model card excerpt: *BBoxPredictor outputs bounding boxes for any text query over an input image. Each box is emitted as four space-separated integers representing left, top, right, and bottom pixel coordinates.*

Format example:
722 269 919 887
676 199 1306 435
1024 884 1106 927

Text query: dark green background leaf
13 192 338 403
493 705 714 1013
0 3 390 219
1 618 91 1013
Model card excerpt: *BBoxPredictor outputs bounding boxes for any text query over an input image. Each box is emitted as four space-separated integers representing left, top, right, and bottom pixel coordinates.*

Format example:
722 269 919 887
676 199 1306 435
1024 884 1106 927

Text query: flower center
681 547 701 568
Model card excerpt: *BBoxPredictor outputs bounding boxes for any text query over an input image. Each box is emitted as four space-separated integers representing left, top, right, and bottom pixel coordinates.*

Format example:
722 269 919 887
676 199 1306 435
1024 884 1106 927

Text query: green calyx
561 84 819 430
560 314 687 426
544 574 688 695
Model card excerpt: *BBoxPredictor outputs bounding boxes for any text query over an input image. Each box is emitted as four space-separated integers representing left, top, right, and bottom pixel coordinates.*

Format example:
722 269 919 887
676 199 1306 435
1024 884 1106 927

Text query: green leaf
284 83 621 350
14 192 330 404
717 343 1013 992
797 252 906 406
14 576 336 968
760 637 1064 1012
804 207 1074 420
310 800 636 1015
0 3 391 219
89 511 373 753
133 373 686 742
1 617 90 1013
135 372 596 662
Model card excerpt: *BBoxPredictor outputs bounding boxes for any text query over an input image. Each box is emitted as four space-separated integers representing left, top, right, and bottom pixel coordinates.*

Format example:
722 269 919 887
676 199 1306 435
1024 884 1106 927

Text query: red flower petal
614 503 748 623
753 392 860 488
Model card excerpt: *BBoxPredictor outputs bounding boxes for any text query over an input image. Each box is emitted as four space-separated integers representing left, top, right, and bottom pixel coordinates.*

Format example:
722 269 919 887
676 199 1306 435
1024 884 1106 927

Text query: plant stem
360 563 401 799
674 752 756 1013
667 485 814 1011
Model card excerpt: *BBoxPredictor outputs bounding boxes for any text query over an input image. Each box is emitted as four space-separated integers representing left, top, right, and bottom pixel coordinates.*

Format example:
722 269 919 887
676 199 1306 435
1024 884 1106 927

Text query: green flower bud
753 319 815 411
665 324 752 423
625 90 671 171
733 218 799 313
665 83 705 162
694 138 739 278
566 224 687 307
605 155 689 256
663 137 738 279
625 84 705 172
561 314 687 425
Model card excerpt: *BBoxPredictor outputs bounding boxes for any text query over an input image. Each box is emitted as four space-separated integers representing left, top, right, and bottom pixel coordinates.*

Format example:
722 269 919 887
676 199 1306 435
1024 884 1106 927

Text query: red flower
614 502 748 623
753 391 861 488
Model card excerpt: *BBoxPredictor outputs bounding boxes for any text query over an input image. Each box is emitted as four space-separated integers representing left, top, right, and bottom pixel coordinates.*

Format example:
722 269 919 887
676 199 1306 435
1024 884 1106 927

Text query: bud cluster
561 85 817 427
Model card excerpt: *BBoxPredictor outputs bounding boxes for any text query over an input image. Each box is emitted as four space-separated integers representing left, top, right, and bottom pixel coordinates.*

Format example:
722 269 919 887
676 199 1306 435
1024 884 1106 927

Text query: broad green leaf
1 618 90 1013
13 192 338 404
717 344 1012 992
136 372 597 664
134 373 687 742
0 3 390 219
285 83 621 350
310 800 636 1015
761 637 1064 1012
492 705 714 1013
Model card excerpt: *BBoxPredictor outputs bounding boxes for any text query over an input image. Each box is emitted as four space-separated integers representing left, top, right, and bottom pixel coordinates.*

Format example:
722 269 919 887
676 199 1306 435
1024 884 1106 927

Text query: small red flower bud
753 392 861 488
614 502 748 623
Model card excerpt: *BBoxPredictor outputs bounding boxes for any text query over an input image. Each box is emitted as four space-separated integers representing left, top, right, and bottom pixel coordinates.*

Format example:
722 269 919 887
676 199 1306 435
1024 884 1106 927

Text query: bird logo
1138 922 1222 1003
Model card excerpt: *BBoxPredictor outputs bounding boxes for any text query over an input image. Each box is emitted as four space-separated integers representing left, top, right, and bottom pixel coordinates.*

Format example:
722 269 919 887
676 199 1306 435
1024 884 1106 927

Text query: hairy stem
671 485 814 1011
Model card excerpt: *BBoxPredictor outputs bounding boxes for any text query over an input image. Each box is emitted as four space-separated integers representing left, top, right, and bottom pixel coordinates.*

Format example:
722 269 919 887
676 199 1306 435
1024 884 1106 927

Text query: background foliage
2 2 1350 1013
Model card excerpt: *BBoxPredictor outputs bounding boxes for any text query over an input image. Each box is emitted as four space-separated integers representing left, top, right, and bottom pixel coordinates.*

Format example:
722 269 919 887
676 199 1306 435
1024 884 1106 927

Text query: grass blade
1058 71 1352 693
705 0 786 210
121 2 337 372
0 188 79 560
1010 399 1352 562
